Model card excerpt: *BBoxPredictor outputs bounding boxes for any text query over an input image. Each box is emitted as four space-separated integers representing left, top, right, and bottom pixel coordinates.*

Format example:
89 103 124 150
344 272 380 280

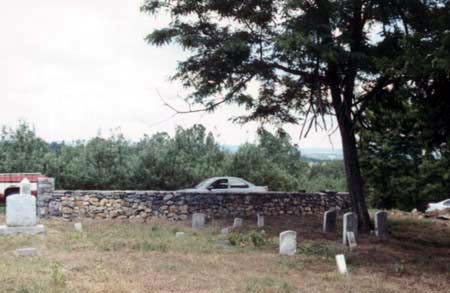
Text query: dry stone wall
37 189 351 221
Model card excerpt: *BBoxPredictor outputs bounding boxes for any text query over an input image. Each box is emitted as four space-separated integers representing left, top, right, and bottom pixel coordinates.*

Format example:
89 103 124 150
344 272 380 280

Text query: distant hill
300 148 343 161
222 145 343 161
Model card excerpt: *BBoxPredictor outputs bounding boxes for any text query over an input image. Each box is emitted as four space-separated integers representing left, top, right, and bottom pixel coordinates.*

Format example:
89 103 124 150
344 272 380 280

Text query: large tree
142 0 447 231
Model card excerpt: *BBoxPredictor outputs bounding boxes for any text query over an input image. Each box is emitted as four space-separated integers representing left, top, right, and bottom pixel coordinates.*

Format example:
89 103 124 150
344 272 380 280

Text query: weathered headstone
192 213 205 229
233 218 243 228
342 212 358 245
346 231 357 249
335 254 348 275
19 178 32 196
221 226 232 235
74 222 83 232
374 211 388 237
15 247 38 257
0 179 45 236
279 230 297 256
323 209 337 233
257 213 264 228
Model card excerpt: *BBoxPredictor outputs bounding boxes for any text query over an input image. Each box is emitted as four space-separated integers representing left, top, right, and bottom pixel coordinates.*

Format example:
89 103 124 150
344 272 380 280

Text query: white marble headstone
20 178 32 196
6 194 37 227
74 222 83 232
335 254 348 275
279 230 297 256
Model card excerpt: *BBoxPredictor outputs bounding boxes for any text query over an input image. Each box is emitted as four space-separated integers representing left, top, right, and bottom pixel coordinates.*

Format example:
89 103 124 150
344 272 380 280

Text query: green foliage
0 121 345 192
227 230 267 248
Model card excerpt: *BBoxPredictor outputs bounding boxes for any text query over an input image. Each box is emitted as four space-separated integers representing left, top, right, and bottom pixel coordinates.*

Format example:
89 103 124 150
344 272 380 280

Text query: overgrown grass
0 214 448 292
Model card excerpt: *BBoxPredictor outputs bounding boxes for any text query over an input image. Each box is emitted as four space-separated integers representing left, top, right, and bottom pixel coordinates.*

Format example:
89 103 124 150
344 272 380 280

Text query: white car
425 199 450 212
178 177 268 193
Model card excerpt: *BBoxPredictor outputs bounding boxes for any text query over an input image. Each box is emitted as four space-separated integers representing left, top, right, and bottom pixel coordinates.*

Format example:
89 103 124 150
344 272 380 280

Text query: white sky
1 0 342 149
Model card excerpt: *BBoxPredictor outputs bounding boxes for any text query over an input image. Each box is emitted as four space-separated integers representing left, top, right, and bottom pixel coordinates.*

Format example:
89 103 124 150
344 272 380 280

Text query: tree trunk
336 108 372 232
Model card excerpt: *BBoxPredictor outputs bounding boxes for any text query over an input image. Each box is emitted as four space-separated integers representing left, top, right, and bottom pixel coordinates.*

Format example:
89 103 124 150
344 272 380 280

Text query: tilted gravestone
335 254 348 275
257 213 264 228
279 230 297 256
233 218 243 228
192 213 205 229
374 211 388 237
323 209 337 233
0 178 45 236
342 212 358 245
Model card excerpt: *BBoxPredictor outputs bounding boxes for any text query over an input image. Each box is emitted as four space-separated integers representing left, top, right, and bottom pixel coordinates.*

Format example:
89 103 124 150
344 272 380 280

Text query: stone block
0 225 45 236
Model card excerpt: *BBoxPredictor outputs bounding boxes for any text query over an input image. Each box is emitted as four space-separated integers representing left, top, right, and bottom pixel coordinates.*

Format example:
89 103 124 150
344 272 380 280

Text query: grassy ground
0 212 449 292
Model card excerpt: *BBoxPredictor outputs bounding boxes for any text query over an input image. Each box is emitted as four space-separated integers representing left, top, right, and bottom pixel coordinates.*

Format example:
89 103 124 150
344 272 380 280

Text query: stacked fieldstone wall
37 188 351 221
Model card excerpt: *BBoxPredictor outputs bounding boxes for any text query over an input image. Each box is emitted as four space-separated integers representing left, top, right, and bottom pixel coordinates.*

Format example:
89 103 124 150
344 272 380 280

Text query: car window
229 178 249 189
209 179 228 189
444 200 450 206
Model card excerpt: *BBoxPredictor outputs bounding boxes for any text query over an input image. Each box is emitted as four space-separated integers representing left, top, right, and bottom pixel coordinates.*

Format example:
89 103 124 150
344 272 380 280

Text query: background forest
1 120 449 211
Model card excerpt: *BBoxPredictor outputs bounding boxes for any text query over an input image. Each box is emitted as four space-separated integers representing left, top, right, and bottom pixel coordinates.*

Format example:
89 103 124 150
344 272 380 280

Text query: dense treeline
0 122 345 192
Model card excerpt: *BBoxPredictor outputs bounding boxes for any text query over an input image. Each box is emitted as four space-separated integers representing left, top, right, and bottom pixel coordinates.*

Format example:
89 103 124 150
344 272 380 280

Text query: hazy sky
1 0 342 149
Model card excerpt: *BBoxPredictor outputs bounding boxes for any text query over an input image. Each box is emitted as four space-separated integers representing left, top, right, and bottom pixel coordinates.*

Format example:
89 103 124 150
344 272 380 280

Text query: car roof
205 177 254 185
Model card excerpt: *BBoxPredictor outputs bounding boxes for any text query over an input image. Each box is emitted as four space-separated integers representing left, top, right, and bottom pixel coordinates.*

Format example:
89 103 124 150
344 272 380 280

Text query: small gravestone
0 179 45 236
323 209 337 233
15 247 37 257
374 211 388 237
192 213 205 229
257 213 264 228
233 218 243 228
335 254 348 275
175 232 185 238
346 231 357 249
279 230 297 256
342 212 358 245
221 227 232 235
74 222 83 232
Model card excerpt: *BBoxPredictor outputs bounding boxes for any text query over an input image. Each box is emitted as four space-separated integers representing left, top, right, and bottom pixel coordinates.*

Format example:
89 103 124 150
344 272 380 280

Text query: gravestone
175 232 185 238
342 212 358 245
0 178 45 236
192 213 205 229
233 218 243 228
279 230 297 256
335 254 348 275
346 231 357 249
323 209 337 233
374 211 388 237
20 178 32 195
221 227 232 235
74 222 83 233
257 213 264 228
15 247 38 257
